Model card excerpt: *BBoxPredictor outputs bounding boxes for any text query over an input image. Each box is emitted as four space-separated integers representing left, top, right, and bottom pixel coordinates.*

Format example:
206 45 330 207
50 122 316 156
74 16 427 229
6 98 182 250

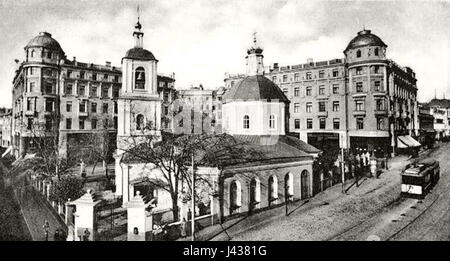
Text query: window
92 119 97 129
114 75 119 82
307 119 313 129
436 119 444 124
66 101 72 112
356 50 361 58
333 118 340 130
306 102 312 113
319 85 325 95
356 82 363 92
355 100 365 111
45 82 53 94
104 74 108 81
243 115 250 129
104 119 109 128
136 114 144 130
306 72 312 80
47 51 52 59
377 118 383 130
306 86 312 96
294 103 300 113
67 70 72 78
102 86 109 98
374 48 379 56
283 75 288 82
333 101 340 112
374 66 380 74
294 73 300 81
178 119 183 127
332 70 339 77
79 101 86 112
30 50 35 58
135 67 145 89
91 86 98 97
29 82 35 92
319 118 326 129
319 70 325 78
65 84 73 95
356 67 363 75
92 73 97 81
80 71 85 79
294 119 300 129
356 118 364 129
91 102 97 113
269 115 276 129
79 119 85 130
66 118 72 129
294 87 300 97
102 103 108 114
319 101 326 112
27 98 33 111
114 116 118 129
45 99 53 112
333 84 339 94
374 81 381 92
27 118 33 130
376 99 385 111
79 85 86 96
114 102 118 114
283 88 288 96
272 76 277 82
113 87 119 98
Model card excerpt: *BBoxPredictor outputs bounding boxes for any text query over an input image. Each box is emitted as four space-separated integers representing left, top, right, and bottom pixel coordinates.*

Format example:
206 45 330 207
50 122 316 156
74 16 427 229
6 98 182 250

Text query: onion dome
124 47 156 61
344 29 387 52
223 75 289 103
25 32 64 54
247 32 263 55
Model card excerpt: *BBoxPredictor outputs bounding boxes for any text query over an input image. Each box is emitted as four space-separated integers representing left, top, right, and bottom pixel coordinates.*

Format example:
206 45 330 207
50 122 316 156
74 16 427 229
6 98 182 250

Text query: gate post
71 189 101 241
124 191 152 241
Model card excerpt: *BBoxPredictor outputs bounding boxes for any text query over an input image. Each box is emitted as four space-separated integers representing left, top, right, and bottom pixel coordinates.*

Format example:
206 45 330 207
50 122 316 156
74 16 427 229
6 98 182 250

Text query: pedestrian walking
43 220 50 241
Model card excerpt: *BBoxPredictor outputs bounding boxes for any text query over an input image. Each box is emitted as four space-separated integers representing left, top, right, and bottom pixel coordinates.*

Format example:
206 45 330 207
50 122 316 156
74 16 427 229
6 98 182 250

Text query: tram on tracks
401 159 440 199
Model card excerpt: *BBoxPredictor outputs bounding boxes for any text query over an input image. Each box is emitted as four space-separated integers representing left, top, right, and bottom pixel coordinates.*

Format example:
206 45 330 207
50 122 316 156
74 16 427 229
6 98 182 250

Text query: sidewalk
179 153 413 241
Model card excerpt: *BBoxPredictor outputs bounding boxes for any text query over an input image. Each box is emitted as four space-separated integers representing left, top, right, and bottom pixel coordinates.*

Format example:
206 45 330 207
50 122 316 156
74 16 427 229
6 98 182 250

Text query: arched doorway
249 178 260 211
301 170 310 199
229 180 241 215
284 173 293 202
268 175 278 206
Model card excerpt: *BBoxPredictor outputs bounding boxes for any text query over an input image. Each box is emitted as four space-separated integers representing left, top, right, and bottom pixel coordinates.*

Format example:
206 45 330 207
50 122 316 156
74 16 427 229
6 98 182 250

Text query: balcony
78 111 89 117
353 110 366 117
317 111 328 117
374 109 388 116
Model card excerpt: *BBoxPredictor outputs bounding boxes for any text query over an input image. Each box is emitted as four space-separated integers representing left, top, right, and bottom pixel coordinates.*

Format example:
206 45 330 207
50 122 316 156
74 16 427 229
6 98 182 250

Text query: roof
223 75 289 103
427 98 450 109
25 32 64 53
124 47 157 61
344 29 387 52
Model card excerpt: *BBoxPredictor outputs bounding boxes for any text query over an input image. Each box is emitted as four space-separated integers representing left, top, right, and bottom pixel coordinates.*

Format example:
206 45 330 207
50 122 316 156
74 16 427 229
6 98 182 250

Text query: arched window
301 170 310 199
30 50 35 58
136 114 145 130
374 48 379 56
269 114 276 129
250 178 261 208
229 180 242 214
356 50 361 58
243 115 250 129
285 173 294 202
268 175 278 205
135 67 145 89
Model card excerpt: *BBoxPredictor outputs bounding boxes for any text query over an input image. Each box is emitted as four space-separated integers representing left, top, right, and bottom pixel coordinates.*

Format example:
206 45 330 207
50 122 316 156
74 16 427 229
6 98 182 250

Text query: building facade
11 32 175 159
225 29 419 155
0 108 12 148
425 98 450 140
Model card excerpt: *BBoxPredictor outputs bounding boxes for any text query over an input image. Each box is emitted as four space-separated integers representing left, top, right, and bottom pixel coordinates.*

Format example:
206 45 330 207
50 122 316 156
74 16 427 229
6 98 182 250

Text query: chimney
273 63 279 69
307 58 313 64
105 61 111 68
73 56 77 66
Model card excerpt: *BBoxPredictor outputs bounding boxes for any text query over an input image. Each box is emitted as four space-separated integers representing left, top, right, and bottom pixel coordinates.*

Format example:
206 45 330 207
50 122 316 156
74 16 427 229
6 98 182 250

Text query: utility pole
341 147 345 194
191 153 195 241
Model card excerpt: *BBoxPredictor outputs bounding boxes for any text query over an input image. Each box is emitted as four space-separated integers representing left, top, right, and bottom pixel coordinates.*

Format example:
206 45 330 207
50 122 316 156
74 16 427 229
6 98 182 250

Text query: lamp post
191 153 195 241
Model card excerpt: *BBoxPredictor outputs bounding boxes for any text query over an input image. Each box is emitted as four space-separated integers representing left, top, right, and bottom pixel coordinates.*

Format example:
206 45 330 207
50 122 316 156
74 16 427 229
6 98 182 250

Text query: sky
0 0 449 107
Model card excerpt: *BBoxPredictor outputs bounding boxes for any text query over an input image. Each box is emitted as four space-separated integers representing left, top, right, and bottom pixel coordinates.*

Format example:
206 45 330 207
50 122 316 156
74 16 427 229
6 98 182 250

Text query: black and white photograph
0 0 449 250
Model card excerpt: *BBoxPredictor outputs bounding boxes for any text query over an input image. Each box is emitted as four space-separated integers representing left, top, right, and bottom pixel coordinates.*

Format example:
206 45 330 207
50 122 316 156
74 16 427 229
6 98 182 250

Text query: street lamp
43 220 50 241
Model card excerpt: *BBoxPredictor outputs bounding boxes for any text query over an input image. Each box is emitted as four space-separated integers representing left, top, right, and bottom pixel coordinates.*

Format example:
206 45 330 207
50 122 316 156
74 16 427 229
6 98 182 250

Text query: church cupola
245 32 265 76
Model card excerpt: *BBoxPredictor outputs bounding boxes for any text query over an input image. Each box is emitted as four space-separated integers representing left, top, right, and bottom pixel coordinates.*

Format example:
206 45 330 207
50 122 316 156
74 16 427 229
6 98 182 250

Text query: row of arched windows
229 171 310 214
356 47 380 58
242 115 277 130
136 114 154 130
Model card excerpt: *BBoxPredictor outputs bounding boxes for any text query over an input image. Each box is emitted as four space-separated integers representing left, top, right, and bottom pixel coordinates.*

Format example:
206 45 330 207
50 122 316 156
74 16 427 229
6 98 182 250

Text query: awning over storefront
397 135 421 148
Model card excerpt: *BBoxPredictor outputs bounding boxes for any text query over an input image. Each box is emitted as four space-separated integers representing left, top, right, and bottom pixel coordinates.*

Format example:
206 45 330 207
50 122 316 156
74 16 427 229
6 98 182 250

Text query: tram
400 159 440 199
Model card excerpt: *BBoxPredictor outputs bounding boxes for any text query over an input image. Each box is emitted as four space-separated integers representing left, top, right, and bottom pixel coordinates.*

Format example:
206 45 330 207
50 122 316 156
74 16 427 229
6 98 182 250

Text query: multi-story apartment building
225 29 419 155
0 108 12 148
425 98 450 140
11 32 175 159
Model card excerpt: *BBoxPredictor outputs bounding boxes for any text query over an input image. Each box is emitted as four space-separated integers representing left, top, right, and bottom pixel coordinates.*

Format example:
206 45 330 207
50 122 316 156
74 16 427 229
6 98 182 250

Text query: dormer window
269 115 276 129
243 115 250 129
356 50 361 58
135 67 145 89
30 50 35 58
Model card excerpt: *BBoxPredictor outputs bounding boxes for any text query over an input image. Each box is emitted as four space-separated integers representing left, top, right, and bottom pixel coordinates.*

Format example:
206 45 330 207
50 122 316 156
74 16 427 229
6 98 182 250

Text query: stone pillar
72 190 101 241
65 199 73 225
124 191 152 241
